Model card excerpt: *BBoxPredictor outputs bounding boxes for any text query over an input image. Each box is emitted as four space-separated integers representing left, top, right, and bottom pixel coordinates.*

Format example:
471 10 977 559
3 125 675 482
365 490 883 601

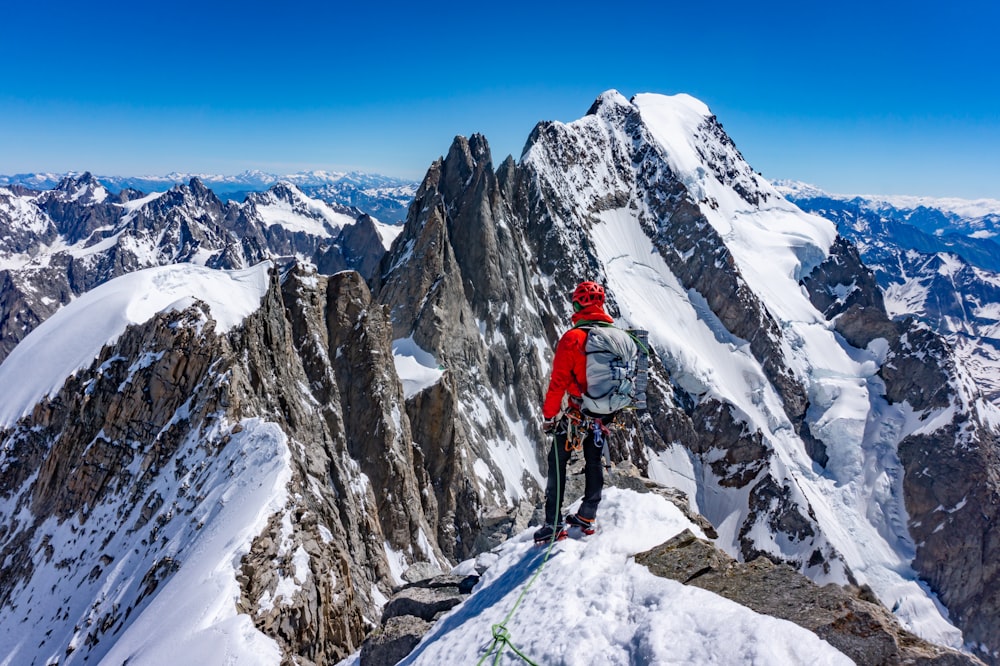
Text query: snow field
0 418 291 666
99 419 292 666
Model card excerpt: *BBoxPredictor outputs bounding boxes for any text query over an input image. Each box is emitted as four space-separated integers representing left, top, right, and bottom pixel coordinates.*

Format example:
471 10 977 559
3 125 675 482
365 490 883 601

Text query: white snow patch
391 336 443 398
99 419 292 666
374 220 404 249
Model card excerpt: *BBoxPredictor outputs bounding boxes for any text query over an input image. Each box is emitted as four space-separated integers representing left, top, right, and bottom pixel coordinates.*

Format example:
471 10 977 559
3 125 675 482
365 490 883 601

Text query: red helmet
572 281 605 308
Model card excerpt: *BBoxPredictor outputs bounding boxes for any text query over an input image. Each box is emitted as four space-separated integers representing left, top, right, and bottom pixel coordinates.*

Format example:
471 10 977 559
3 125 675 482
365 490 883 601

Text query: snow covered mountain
0 170 418 223
778 181 1000 410
1 91 997 665
0 262 449 665
367 90 998 660
0 175 399 364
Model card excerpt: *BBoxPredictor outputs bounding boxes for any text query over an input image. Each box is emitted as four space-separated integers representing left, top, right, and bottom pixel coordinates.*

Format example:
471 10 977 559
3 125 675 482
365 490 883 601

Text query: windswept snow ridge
0 261 272 427
0 418 292 666
345 489 852 666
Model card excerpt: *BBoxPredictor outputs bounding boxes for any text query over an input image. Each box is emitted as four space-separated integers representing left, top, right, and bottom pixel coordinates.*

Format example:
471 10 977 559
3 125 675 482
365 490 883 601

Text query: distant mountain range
0 170 419 223
774 180 1000 270
777 180 1000 406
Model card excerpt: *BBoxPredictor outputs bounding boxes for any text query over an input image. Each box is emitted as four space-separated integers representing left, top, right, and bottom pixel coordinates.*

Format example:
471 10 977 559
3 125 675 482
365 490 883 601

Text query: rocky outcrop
336 213 386 279
360 573 478 666
636 530 982 665
900 424 1000 664
229 267 447 664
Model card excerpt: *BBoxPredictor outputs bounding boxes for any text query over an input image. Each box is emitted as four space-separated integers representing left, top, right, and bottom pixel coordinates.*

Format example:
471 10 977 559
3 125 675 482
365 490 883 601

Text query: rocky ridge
0 265 449 664
637 529 982 665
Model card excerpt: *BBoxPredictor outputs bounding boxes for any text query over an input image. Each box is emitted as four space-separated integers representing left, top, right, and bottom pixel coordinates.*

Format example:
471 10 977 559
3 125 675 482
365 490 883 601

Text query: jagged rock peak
53 171 100 189
185 176 215 199
442 134 494 190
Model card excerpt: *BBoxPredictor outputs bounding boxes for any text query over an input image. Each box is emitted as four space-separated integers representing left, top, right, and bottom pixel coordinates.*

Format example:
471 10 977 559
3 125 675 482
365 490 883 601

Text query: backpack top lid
580 324 639 415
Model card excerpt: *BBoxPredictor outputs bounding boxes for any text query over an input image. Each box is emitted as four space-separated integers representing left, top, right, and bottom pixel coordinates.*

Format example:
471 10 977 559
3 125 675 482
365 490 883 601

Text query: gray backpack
579 325 647 415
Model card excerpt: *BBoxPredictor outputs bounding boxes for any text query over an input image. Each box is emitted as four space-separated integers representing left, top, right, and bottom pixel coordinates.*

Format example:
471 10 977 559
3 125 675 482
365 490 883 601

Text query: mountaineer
535 281 638 544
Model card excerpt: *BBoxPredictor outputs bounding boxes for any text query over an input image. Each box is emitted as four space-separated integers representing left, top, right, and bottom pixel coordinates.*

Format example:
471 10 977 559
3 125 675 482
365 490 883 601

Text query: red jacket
542 304 615 419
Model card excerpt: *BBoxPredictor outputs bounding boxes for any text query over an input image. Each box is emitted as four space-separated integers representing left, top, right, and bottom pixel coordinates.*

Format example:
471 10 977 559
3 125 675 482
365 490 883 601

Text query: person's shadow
398 543 562 664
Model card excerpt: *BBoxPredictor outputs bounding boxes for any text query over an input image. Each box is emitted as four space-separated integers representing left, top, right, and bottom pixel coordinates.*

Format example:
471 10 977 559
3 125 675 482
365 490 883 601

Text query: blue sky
2 0 998 198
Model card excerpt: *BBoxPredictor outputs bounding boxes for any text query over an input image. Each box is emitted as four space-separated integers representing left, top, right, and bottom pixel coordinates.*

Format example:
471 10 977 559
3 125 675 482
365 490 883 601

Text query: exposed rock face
373 134 552 562
636 530 982 666
0 264 445 664
900 422 1000 664
360 574 478 666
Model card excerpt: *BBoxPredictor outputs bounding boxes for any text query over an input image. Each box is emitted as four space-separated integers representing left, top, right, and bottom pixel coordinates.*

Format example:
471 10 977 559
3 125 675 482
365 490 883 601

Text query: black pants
543 423 604 525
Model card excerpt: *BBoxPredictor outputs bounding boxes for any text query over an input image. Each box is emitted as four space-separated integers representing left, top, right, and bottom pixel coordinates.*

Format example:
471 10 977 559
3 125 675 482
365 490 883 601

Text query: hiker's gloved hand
542 418 557 433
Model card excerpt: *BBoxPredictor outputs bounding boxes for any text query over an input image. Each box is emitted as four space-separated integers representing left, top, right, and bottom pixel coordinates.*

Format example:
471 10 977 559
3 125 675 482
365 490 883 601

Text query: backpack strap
572 319 612 330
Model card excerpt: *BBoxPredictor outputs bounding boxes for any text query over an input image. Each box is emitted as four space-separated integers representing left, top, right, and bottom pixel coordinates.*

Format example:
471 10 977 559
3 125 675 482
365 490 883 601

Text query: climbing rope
476 410 629 664
476 430 564 666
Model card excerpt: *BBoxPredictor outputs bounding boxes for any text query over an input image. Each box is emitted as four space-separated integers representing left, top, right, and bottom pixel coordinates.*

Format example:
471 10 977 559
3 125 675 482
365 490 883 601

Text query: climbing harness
562 408 623 470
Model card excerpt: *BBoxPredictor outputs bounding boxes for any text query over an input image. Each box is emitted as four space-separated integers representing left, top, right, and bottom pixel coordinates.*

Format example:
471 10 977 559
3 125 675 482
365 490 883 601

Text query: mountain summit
0 91 996 664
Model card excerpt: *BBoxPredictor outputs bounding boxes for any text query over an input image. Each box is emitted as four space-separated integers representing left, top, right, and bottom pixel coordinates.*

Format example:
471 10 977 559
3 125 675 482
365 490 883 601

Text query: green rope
476 432 563 666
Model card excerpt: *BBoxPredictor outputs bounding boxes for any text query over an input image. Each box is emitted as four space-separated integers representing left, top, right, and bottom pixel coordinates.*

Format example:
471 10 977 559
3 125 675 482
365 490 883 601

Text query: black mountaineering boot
565 513 596 536
533 523 566 545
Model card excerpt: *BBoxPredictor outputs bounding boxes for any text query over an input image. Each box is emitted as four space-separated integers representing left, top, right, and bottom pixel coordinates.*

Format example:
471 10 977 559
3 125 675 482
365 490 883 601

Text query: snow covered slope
0 261 272 427
779 180 1000 422
248 182 356 237
0 417 292 666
